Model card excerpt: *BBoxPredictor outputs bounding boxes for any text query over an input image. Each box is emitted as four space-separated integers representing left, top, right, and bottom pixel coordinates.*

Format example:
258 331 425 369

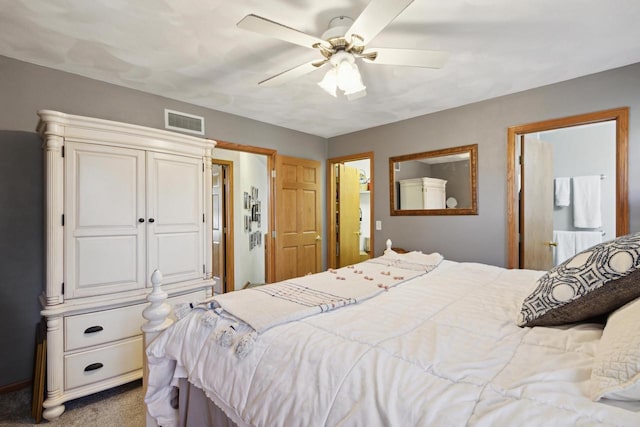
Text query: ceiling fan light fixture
318 68 338 97
318 51 366 100
238 4 449 99
338 61 366 95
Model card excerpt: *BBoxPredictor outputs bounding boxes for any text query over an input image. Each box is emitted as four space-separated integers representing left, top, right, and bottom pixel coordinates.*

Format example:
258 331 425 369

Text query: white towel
554 230 576 266
572 175 602 228
575 231 602 253
554 177 570 207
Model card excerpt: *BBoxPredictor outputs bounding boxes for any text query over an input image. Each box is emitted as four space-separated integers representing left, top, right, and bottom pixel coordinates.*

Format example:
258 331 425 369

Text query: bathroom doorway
327 152 374 268
507 107 629 269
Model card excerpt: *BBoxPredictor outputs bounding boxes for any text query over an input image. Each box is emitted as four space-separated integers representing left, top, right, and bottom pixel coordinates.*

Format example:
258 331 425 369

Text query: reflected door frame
327 152 374 269
215 141 277 285
212 160 233 293
506 107 629 269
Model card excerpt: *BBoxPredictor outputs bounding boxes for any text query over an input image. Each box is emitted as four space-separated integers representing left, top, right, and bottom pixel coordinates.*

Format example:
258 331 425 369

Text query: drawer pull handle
84 326 104 334
84 362 104 372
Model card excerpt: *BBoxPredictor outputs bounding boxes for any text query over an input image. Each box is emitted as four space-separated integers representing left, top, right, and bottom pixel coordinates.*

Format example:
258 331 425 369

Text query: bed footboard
140 241 397 426
141 270 174 427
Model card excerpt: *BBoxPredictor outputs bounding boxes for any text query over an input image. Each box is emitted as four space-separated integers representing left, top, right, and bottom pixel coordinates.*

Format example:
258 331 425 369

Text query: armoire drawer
64 336 143 390
65 304 144 351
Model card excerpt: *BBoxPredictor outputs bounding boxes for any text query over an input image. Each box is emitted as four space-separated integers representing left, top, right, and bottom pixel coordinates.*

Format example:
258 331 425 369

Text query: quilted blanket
212 256 438 333
146 260 640 427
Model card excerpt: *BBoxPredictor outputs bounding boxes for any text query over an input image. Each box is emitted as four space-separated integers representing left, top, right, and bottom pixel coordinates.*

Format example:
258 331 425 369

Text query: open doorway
327 152 374 268
213 141 276 292
507 108 629 269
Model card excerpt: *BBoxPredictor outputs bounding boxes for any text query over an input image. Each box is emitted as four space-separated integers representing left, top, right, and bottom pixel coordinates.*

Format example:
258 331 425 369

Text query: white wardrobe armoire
38 110 216 420
398 177 447 209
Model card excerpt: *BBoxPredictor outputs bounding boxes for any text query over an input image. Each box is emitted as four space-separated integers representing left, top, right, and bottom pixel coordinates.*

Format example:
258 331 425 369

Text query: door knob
316 235 322 241
547 241 558 247
148 218 155 223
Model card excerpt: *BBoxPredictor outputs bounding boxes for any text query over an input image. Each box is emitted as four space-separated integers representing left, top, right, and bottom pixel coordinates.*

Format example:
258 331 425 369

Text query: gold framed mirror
506 107 629 269
389 144 478 216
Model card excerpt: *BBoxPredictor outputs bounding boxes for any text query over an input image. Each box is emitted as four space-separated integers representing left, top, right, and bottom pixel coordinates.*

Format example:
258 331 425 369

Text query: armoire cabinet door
65 143 146 298
146 152 204 285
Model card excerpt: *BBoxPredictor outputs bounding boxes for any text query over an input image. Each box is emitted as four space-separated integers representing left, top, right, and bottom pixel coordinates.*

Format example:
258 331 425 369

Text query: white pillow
590 297 640 401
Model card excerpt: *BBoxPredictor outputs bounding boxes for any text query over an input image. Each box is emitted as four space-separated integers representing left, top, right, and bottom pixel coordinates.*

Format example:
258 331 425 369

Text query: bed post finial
142 269 173 427
385 239 392 254
142 270 172 333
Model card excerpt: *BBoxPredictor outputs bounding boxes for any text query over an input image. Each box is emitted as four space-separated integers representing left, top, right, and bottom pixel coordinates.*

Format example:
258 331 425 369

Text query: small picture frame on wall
244 192 250 210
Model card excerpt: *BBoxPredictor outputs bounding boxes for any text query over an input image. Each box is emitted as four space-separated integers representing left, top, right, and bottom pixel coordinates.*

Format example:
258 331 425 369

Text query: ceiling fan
237 0 448 100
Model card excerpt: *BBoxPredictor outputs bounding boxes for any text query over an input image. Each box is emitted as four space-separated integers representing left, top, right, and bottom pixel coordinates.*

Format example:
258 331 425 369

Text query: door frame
215 140 277 284
506 107 629 269
327 152 375 269
211 159 234 293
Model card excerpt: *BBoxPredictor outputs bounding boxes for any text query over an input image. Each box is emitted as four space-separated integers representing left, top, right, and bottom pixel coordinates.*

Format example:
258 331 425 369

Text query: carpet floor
0 380 144 427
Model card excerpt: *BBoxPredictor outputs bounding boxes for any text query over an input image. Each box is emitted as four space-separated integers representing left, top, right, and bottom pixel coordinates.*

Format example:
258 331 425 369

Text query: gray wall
328 62 640 265
0 130 44 388
0 55 327 387
432 160 471 209
2 53 639 387
395 161 431 181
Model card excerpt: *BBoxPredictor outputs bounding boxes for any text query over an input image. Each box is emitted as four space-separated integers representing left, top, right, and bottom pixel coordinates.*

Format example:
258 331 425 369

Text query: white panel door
146 152 203 285
65 142 146 298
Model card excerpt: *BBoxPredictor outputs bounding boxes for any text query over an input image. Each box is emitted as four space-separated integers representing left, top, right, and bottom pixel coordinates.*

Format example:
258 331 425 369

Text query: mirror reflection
389 144 478 216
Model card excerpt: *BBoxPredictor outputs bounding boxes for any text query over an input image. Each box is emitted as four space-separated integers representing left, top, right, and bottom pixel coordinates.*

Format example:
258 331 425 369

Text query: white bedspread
146 260 640 427
213 259 433 333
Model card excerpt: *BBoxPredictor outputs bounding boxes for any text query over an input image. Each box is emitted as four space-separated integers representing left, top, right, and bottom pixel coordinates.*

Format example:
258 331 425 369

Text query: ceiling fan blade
346 0 414 45
258 60 325 87
238 14 330 50
363 48 449 68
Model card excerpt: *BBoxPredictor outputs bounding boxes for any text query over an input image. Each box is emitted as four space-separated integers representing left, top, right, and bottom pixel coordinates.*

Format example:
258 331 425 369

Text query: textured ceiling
1 0 640 138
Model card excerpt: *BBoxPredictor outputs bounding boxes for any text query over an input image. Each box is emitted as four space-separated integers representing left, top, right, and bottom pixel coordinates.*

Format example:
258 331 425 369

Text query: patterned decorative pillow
590 297 640 401
517 232 640 327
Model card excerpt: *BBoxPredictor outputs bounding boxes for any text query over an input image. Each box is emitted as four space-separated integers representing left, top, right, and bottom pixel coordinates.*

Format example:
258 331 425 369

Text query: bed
142 238 640 427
